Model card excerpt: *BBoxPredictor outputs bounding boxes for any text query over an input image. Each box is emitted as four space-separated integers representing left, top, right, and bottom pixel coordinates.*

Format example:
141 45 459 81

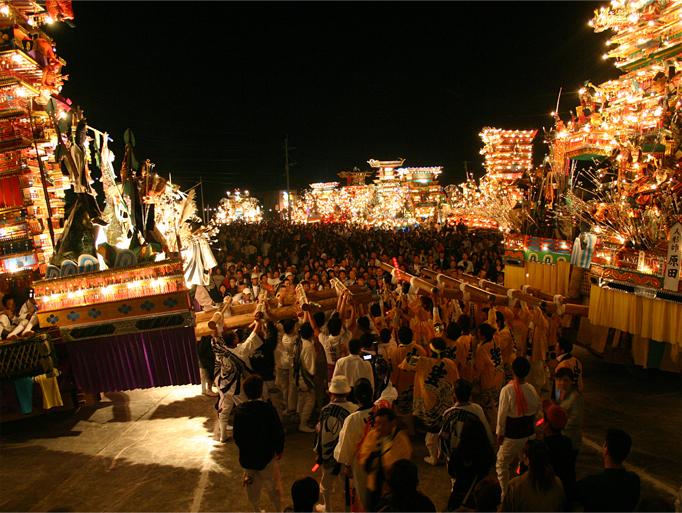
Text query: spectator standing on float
233 375 284 512
575 428 640 512
495 357 541 499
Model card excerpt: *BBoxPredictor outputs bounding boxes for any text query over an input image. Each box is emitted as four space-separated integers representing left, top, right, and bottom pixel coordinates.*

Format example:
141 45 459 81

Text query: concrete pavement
1 347 680 511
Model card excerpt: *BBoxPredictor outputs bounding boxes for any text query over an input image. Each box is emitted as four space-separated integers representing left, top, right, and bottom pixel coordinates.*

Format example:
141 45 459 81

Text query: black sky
49 1 618 203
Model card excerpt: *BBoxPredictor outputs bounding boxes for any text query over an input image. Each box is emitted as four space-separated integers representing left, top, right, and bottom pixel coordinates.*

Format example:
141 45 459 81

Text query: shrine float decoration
289 159 445 226
0 25 219 397
0 0 77 419
210 189 263 225
25 118 214 394
547 0 682 370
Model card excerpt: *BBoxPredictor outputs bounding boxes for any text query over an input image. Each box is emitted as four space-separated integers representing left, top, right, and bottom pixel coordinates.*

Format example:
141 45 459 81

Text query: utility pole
284 135 290 220
463 160 470 179
199 175 206 224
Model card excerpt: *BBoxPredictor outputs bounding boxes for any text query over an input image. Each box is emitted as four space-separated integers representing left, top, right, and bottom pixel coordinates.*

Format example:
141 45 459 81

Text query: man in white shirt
295 322 317 433
318 316 351 378
275 318 298 416
495 356 541 499
333 339 374 394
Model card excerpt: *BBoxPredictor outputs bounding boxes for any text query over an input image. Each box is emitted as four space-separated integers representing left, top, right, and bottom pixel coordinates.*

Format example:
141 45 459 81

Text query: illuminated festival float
0 0 75 418
445 128 537 231
210 189 263 225
0 1 219 417
499 0 682 370
291 158 445 225
558 0 682 370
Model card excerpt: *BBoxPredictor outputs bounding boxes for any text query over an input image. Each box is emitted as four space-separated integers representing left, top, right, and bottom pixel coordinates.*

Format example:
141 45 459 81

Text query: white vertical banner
664 222 682 291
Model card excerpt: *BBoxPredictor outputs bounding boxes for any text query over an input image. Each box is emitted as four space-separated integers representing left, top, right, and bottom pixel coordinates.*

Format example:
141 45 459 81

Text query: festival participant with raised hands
474 322 506 429
492 309 517 382
452 315 476 382
333 338 375 396
508 300 532 358
303 308 331 423
210 312 266 442
318 314 351 380
413 337 459 466
388 326 426 434
376 327 397 361
409 295 436 348
526 303 552 398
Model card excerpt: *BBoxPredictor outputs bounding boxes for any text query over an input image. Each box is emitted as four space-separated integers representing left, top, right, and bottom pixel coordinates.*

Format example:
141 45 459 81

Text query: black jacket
233 399 284 470
576 468 641 512
544 433 576 499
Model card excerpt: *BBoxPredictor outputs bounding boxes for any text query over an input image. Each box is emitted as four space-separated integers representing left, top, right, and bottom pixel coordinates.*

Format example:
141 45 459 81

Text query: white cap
328 375 351 395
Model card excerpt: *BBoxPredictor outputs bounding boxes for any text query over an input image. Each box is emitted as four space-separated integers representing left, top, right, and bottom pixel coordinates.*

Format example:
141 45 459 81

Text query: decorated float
0 0 75 420
289 158 445 226
556 0 682 370
482 0 682 370
0 0 224 413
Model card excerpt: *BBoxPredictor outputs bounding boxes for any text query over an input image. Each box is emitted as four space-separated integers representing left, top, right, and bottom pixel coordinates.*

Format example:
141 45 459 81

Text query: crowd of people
194 221 642 512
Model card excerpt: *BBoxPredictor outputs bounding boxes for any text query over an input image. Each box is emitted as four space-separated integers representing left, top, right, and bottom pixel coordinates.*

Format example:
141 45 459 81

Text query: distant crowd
191 221 643 512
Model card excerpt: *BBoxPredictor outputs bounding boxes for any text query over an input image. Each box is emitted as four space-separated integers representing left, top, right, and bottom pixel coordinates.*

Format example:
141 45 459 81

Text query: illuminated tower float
0 0 73 407
545 0 682 371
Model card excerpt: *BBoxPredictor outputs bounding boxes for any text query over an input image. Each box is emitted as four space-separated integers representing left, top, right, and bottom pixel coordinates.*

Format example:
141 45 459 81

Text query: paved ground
1 347 680 512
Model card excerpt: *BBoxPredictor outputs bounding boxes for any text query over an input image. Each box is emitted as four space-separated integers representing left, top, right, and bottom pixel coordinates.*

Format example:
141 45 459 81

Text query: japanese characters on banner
664 223 682 291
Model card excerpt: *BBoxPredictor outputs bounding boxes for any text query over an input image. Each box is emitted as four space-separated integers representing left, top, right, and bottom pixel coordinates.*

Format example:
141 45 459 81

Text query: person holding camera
314 375 358 513
333 338 375 396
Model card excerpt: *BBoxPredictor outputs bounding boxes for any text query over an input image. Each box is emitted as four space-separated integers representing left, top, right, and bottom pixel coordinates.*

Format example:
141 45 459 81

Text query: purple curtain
65 327 200 393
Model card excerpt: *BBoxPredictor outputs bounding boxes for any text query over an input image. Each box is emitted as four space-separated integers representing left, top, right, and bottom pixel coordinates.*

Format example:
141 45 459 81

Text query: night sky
49 2 618 203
